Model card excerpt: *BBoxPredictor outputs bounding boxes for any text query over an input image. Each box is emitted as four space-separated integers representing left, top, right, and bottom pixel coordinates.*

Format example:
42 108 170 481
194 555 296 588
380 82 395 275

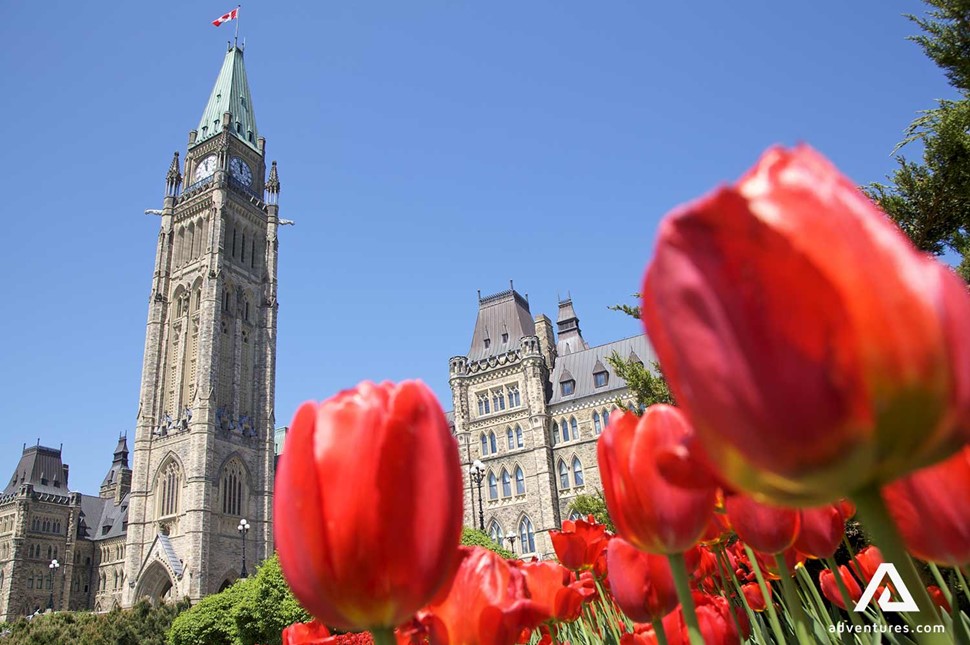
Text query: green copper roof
196 45 259 150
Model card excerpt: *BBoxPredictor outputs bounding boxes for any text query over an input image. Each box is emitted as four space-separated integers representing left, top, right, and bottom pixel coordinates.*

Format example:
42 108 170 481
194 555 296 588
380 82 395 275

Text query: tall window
488 520 504 545
506 427 514 450
221 460 245 516
515 466 525 495
489 431 497 454
560 419 569 442
493 390 505 411
480 433 489 456
158 459 181 518
572 457 585 487
570 417 578 439
488 472 498 500
558 460 570 489
515 425 523 448
508 385 521 407
552 422 560 445
519 517 536 554
501 469 512 498
593 411 601 434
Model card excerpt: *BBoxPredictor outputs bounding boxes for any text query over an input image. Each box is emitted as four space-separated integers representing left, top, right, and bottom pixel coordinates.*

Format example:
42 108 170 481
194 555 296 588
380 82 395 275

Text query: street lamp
506 535 517 555
47 559 59 611
468 459 486 531
237 519 250 578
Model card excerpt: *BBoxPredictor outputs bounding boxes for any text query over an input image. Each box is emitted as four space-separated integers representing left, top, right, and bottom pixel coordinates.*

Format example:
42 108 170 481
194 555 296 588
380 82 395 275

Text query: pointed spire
556 296 588 356
165 151 182 197
265 160 280 205
196 45 259 149
113 435 129 467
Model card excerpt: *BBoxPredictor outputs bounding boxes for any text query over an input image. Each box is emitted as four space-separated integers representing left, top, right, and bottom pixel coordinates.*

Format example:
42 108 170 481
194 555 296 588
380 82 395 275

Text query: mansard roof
196 45 259 149
467 287 536 362
77 492 129 542
549 334 656 404
3 443 69 495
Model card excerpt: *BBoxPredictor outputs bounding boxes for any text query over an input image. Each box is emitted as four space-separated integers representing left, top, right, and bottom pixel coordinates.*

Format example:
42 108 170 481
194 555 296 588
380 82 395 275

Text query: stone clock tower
123 43 281 604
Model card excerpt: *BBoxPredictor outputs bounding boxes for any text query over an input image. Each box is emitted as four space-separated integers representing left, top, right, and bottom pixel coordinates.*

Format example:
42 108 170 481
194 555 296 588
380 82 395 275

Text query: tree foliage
461 527 515 559
0 599 189 645
607 297 675 412
566 491 616 533
866 0 970 280
167 554 310 645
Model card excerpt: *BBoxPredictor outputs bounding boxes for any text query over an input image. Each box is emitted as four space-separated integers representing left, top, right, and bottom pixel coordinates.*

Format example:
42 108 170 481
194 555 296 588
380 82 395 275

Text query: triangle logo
853 563 919 612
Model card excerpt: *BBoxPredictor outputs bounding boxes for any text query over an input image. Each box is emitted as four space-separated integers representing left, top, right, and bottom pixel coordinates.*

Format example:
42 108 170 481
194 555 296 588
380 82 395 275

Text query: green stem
714 545 768 645
773 553 812 643
371 628 395 645
956 565 970 607
796 564 836 642
744 545 787 644
823 557 865 628
927 562 953 610
852 485 948 645
666 552 704 645
652 617 669 645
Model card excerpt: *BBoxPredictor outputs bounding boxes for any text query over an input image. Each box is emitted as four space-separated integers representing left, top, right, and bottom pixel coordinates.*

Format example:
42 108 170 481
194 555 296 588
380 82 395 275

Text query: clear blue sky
0 1 955 495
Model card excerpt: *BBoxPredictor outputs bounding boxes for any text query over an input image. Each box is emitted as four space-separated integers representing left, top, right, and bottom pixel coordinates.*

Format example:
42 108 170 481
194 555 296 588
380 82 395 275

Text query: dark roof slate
549 334 656 404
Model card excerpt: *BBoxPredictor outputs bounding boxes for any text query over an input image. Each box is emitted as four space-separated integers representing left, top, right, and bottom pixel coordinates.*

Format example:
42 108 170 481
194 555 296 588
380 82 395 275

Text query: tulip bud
641 145 970 505
598 406 716 554
275 381 463 632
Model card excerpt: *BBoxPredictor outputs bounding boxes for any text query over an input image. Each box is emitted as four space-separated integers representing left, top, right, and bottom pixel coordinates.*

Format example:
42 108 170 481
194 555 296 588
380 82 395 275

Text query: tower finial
265 160 280 205
165 151 182 197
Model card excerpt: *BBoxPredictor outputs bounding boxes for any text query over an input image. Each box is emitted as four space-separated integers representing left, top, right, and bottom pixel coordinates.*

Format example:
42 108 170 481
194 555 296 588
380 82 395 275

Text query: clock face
194 155 217 181
230 156 253 186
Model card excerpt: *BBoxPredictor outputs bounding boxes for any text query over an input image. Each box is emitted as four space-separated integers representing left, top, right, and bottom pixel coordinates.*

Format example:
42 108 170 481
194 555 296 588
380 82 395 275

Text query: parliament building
0 43 648 621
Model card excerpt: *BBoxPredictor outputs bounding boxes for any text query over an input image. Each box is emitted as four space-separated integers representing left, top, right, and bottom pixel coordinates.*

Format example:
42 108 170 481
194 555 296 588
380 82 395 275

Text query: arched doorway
134 561 175 604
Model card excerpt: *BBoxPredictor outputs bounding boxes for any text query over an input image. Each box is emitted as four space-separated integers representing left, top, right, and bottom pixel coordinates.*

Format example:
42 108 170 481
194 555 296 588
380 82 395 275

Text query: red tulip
794 503 845 559
641 144 970 505
550 516 610 572
283 620 333 645
851 546 884 583
606 537 679 623
598 406 717 553
724 494 799 554
819 565 862 610
424 546 547 645
519 561 592 623
275 381 464 632
927 586 952 613
741 583 767 612
882 444 970 566
660 592 744 645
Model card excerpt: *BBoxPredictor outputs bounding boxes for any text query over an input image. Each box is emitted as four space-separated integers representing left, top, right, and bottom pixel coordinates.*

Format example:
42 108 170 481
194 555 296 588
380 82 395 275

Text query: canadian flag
212 7 239 27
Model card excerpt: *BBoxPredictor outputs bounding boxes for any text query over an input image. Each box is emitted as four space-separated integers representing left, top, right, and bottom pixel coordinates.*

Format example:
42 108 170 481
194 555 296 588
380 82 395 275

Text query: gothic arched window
157 459 181 518
506 427 514 450
570 417 578 439
519 516 536 554
558 460 570 490
515 425 523 448
489 432 497 454
515 466 525 495
593 411 601 434
488 520 504 545
480 433 489 456
560 419 569 442
488 472 498 500
501 469 511 498
572 457 585 487
221 459 246 516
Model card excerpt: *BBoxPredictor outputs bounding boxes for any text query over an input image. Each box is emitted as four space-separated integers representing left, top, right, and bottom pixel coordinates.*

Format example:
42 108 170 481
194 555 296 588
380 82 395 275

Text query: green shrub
167 554 310 645
0 599 188 645
461 527 515 559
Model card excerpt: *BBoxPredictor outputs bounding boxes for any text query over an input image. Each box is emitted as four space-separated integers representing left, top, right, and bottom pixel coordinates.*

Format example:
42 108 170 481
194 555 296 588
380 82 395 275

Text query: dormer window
594 371 609 388
561 380 575 396
501 332 509 343
484 338 491 349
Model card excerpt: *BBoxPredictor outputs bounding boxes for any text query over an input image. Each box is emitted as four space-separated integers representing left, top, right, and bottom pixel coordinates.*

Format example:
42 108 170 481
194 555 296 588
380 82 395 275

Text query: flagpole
234 5 240 47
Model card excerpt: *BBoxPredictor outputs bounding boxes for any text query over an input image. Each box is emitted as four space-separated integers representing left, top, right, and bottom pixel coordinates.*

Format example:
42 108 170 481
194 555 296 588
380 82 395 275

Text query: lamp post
237 519 250 578
47 559 59 611
468 459 486 531
506 535 517 555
